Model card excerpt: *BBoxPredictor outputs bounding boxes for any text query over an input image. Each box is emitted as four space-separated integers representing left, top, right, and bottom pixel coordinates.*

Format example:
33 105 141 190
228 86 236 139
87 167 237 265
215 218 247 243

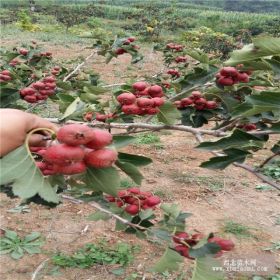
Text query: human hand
0 109 58 157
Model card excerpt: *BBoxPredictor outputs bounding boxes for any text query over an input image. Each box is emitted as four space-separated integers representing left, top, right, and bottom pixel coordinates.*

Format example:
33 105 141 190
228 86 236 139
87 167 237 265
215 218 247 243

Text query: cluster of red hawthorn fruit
216 66 251 86
237 123 257 131
105 187 161 215
166 43 184 52
31 124 117 176
0 70 12 83
167 69 180 78
117 81 165 115
83 111 116 122
174 91 218 111
115 37 139 55
20 76 57 103
173 231 234 259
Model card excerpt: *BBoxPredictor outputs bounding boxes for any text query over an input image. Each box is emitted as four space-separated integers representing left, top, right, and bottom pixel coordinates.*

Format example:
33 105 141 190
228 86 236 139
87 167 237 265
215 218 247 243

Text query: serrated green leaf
200 149 251 169
56 81 72 90
148 229 171 241
197 129 263 151
57 93 76 102
85 166 120 196
187 50 209 64
83 85 107 95
157 102 181 125
152 248 184 273
189 243 220 258
115 160 143 185
160 204 181 219
110 136 136 149
139 209 154 220
225 37 280 65
117 152 152 166
191 257 225 280
59 97 86 121
0 146 59 203
87 211 110 221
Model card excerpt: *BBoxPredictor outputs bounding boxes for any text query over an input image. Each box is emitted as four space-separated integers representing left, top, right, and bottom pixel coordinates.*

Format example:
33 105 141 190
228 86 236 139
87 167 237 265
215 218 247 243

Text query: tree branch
258 153 280 169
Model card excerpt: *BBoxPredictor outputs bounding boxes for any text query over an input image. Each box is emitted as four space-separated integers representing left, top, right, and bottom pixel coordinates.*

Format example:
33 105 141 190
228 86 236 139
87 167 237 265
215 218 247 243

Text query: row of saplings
32 123 235 258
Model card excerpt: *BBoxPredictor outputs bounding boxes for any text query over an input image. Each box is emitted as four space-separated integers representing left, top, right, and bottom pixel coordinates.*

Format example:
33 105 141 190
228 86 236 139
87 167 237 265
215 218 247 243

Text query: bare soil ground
0 42 279 280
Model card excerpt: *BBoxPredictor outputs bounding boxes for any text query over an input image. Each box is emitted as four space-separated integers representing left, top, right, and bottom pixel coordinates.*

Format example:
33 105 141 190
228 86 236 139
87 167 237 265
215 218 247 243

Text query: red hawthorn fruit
57 124 95 146
140 191 152 198
115 48 127 55
220 67 239 77
44 144 85 164
218 77 234 86
191 91 203 99
122 104 141 115
51 70 59 76
19 48 28 56
137 97 154 108
181 97 193 107
36 161 48 170
117 190 127 197
95 113 108 122
132 81 147 92
30 146 46 152
42 169 57 176
152 97 164 107
127 187 141 194
36 94 47 101
173 232 189 244
162 81 171 89
127 37 135 42
37 149 47 157
194 104 205 110
244 124 257 131
32 81 46 90
125 197 138 205
52 161 87 175
125 204 140 215
116 200 125 207
147 107 160 115
174 100 183 109
238 72 249 83
205 101 218 110
175 56 187 63
85 129 113 149
1 70 11 76
24 95 38 103
148 85 163 97
117 92 136 105
208 237 235 251
20 87 37 96
189 233 204 244
44 82 56 89
0 79 5 83
105 195 116 202
83 112 93 122
85 149 118 168
43 76 56 83
174 245 194 259
0 74 11 81
53 66 60 71
46 52 52 56
45 89 55 96
145 196 161 207
194 97 207 106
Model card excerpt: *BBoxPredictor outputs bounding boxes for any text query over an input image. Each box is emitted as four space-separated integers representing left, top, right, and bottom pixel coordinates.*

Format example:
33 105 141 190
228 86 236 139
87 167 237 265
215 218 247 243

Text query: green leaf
87 211 110 221
271 141 280 154
4 230 18 240
110 136 136 149
57 93 76 102
11 248 24 260
187 50 209 64
225 37 280 65
24 232 41 243
0 146 59 203
232 91 280 118
117 152 152 166
139 209 154 220
160 204 181 220
157 102 181 125
111 267 125 276
152 248 184 273
83 85 107 95
197 129 263 151
23 246 41 254
189 243 220 258
56 81 72 90
85 167 120 196
200 149 251 169
115 160 143 185
59 97 86 121
191 257 224 280
271 122 280 132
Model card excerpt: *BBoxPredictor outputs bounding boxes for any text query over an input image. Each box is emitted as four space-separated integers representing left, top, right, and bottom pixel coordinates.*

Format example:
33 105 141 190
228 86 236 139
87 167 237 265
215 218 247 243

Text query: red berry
57 124 95 146
148 85 163 97
146 107 160 115
152 97 164 107
44 144 85 164
173 232 189 244
46 52 52 57
20 87 37 96
85 129 113 149
194 98 207 106
24 95 38 103
44 82 56 89
122 104 141 115
53 161 87 175
116 200 125 207
32 81 46 90
238 72 249 83
43 76 56 83
127 187 141 194
180 98 193 107
117 190 127 198
95 113 108 122
19 48 28 55
51 70 59 76
191 91 203 99
85 149 118 168
117 92 136 105
220 67 239 78
137 97 154 108
132 81 147 92
125 204 139 215
208 237 235 251
218 77 234 86
53 66 60 71
145 196 161 207
127 37 135 42
174 101 183 109
244 124 257 131
83 112 93 121
174 245 194 259
105 195 116 202
194 104 205 110
115 48 126 55
205 101 218 110
1 70 11 76
0 74 11 81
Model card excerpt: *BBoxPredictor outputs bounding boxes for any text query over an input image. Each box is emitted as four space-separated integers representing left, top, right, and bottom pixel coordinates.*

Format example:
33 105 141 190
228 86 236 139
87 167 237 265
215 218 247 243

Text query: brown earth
0 42 279 280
